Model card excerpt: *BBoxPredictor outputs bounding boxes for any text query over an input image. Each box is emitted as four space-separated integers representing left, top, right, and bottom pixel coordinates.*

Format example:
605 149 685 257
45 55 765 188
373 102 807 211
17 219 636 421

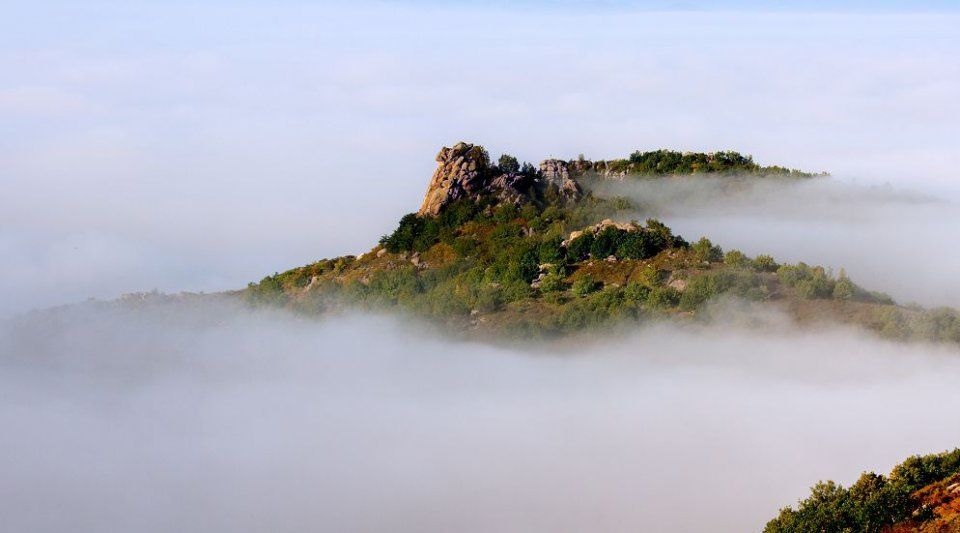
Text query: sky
1 1 959 314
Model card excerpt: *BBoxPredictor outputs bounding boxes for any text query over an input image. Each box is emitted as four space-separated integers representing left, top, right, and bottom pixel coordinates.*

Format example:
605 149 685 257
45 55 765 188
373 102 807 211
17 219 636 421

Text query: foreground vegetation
766 449 960 533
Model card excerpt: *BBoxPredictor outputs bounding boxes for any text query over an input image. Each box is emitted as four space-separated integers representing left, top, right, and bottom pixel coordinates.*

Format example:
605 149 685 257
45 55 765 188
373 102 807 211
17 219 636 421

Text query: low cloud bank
2 302 959 532
588 176 960 308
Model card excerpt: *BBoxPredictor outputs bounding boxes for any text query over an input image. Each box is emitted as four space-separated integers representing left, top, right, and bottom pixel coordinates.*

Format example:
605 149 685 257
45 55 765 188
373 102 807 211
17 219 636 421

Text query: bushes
679 270 768 311
556 286 631 331
566 220 677 263
753 254 779 272
246 274 286 305
624 282 651 303
765 449 960 533
590 227 621 258
776 263 882 302
538 236 565 264
832 269 857 300
647 286 680 309
572 275 600 297
777 263 834 299
692 237 723 263
567 233 594 261
796 272 835 299
537 271 567 293
679 275 722 311
723 249 748 267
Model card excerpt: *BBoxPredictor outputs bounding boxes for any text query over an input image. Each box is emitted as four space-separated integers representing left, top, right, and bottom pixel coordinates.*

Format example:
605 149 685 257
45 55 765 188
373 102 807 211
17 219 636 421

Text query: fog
585 175 960 308
1 302 959 532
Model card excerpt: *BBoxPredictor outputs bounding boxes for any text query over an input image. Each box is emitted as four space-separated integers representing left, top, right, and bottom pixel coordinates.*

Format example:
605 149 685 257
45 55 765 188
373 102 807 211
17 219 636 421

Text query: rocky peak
418 142 584 216
419 142 491 216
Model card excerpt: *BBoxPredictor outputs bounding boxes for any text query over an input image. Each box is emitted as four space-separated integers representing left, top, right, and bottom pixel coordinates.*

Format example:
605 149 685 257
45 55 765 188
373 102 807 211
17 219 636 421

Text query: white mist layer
2 306 960 533
588 176 960 308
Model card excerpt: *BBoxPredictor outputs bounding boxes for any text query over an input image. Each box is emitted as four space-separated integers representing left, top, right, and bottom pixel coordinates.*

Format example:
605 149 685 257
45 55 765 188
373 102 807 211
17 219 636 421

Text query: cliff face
418 142 491 215
418 142 582 216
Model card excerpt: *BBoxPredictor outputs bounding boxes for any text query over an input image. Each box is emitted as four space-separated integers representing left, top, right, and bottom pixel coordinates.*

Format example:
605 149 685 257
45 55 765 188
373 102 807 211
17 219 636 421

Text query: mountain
766 449 960 533
243 142 958 342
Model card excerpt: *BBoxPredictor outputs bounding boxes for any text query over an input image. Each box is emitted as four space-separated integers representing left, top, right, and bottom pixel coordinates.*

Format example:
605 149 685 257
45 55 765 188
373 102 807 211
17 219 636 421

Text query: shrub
617 231 663 260
556 286 630 331
624 282 651 303
538 236 565 264
646 286 680 309
538 271 567 293
692 237 723 263
572 275 600 297
567 233 594 262
777 263 810 287
452 236 479 257
380 213 422 253
493 203 519 224
723 249 749 267
753 254 779 272
679 275 722 311
795 275 834 299
832 269 857 300
635 264 662 287
246 274 286 305
776 262 838 298
591 227 624 258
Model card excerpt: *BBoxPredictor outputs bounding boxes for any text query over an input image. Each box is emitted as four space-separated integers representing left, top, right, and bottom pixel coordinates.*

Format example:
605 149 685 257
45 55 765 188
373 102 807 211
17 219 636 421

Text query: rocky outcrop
418 142 586 216
540 159 584 202
419 142 491 216
563 219 641 246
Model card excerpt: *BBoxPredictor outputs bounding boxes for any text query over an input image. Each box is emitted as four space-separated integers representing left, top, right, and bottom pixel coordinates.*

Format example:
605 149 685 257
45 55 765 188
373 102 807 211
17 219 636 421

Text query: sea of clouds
2 303 960 532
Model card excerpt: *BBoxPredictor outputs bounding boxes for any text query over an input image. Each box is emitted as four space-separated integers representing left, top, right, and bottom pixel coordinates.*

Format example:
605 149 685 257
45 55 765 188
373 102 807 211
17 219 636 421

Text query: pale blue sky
2 1 959 315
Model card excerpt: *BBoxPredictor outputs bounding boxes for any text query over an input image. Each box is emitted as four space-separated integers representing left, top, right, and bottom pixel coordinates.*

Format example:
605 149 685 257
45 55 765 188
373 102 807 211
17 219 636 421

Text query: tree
590 227 624 258
692 237 723 263
724 249 749 267
498 154 520 174
753 254 779 272
567 233 594 261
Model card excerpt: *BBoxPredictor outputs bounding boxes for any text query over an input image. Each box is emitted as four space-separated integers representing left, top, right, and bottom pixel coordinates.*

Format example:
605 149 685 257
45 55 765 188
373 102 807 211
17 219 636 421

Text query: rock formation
563 219 641 246
418 142 491 216
418 142 584 216
540 159 584 201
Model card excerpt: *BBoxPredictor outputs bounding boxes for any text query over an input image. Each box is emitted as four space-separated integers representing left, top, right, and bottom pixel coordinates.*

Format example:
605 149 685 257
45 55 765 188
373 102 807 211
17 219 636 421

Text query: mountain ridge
240 142 960 345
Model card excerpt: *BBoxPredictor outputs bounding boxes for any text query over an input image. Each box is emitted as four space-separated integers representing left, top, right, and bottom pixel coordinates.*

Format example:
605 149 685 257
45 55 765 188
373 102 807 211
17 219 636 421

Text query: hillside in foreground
766 449 960 533
242 142 960 344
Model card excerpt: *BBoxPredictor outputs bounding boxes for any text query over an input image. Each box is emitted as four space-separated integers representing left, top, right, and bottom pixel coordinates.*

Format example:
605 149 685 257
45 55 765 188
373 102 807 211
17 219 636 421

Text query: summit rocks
418 142 583 216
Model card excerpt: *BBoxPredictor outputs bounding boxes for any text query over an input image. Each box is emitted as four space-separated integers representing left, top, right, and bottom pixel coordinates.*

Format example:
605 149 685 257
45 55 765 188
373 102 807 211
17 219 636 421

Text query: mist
583 175 960 308
2 302 960 533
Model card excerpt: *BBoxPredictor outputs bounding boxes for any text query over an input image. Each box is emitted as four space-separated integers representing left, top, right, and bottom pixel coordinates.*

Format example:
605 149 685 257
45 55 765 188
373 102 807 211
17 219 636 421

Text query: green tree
498 153 520 174
567 233 594 262
692 237 723 263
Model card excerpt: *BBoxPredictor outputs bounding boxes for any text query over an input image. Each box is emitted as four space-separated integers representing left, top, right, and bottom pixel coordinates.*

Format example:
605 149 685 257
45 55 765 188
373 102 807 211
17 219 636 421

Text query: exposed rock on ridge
418 142 583 216
418 142 490 215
